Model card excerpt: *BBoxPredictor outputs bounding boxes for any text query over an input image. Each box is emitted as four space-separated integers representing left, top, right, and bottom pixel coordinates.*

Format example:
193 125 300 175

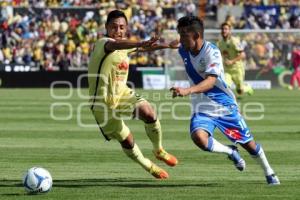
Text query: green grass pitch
0 88 300 200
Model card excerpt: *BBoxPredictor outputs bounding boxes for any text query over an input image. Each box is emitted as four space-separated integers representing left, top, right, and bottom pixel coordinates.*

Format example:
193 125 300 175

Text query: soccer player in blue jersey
170 16 280 185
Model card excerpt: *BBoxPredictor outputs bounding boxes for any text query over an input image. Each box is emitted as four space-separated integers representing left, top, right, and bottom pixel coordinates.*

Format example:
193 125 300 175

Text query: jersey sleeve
205 48 223 77
90 38 114 58
232 37 244 52
127 48 138 54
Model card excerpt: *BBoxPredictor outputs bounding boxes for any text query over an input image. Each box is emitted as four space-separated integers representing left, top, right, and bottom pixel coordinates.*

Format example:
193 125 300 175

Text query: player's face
106 17 128 40
221 25 231 39
178 27 198 51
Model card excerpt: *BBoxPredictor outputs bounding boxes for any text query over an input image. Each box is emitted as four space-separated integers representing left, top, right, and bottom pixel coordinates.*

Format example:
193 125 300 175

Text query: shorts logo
225 128 242 140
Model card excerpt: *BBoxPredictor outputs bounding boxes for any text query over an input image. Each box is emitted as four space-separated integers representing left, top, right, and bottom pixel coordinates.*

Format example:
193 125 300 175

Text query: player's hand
168 39 180 49
141 36 159 48
225 59 234 65
170 87 190 98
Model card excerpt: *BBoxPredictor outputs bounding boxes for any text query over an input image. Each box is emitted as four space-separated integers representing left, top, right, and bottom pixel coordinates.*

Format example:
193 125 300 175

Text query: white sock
209 137 233 155
122 143 152 171
252 147 274 176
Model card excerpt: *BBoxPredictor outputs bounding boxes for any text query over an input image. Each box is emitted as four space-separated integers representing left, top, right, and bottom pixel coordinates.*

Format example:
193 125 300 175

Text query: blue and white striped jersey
178 41 237 117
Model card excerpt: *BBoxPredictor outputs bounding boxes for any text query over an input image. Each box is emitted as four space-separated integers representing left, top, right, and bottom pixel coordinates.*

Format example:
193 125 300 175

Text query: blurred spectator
1 0 200 70
289 47 300 90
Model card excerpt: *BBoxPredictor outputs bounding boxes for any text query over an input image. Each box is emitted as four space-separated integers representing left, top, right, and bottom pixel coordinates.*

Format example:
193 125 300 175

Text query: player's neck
190 40 204 56
223 35 231 41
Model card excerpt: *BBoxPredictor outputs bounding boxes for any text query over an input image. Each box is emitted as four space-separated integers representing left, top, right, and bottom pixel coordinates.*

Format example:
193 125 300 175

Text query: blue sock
204 137 214 152
249 143 261 156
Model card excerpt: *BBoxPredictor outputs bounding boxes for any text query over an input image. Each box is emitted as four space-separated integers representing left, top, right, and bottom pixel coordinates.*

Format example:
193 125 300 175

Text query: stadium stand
0 0 299 71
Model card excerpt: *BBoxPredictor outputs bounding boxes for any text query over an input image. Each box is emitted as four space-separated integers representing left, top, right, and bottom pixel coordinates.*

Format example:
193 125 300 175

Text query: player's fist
168 39 180 49
141 36 159 48
170 87 179 98
225 59 234 65
170 87 190 98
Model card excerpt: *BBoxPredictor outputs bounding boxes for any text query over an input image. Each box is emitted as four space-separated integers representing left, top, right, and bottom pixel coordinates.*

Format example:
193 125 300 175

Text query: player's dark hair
177 16 204 38
106 10 128 25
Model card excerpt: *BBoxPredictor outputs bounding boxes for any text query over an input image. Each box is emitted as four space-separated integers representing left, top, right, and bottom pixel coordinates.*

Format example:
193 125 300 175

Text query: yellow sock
144 120 162 151
122 144 152 171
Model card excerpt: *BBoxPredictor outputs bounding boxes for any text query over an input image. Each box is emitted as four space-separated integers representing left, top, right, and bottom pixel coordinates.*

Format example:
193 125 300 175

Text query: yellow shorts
225 67 245 91
91 90 145 142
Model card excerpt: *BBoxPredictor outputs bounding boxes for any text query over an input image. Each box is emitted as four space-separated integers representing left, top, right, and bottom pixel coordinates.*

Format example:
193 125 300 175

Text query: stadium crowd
0 0 197 70
0 0 299 71
206 0 300 29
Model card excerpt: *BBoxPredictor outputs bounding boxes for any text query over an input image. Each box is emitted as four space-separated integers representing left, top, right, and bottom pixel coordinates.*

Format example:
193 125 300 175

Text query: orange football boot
154 148 178 167
149 163 169 179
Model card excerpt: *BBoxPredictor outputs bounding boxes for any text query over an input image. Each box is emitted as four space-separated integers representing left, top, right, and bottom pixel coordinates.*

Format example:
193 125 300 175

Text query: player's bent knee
120 134 134 149
139 109 156 123
134 103 156 123
142 112 156 123
237 88 243 95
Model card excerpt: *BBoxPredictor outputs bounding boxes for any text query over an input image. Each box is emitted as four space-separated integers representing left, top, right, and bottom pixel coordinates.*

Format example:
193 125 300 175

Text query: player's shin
122 143 152 170
146 119 178 166
144 119 162 151
249 144 274 176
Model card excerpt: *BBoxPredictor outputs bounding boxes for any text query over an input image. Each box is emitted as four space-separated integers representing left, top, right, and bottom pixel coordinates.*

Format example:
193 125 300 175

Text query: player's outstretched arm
138 39 180 52
170 75 217 98
104 36 159 53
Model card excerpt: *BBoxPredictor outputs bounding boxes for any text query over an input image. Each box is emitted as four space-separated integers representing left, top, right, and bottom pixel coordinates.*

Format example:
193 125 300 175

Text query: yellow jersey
217 36 244 69
88 37 136 110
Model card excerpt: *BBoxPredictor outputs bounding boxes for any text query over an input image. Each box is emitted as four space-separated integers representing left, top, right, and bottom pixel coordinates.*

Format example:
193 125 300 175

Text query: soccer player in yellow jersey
88 10 178 179
217 22 253 96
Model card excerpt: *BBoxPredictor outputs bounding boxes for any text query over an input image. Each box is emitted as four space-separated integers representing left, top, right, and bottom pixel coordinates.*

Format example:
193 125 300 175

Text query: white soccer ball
23 167 53 193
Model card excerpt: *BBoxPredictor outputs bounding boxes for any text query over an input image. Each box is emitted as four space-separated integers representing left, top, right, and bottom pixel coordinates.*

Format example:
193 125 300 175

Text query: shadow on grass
0 181 26 196
53 178 220 188
0 178 221 194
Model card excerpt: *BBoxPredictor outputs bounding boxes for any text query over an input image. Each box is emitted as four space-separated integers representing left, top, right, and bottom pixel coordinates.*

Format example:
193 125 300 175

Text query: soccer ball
22 167 52 193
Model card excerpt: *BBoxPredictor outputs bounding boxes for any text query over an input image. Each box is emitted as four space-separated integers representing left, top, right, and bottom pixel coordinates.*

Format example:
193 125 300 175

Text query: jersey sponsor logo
117 61 129 71
116 71 127 75
209 63 216 68
225 128 242 140
113 76 125 81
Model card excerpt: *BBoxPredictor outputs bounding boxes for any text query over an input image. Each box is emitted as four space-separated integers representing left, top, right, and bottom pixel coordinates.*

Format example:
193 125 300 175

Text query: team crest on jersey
213 51 219 58
198 59 206 72
222 50 229 57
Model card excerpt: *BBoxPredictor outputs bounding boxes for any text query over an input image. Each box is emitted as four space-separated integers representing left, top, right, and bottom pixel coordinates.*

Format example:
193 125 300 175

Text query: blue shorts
190 109 253 144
